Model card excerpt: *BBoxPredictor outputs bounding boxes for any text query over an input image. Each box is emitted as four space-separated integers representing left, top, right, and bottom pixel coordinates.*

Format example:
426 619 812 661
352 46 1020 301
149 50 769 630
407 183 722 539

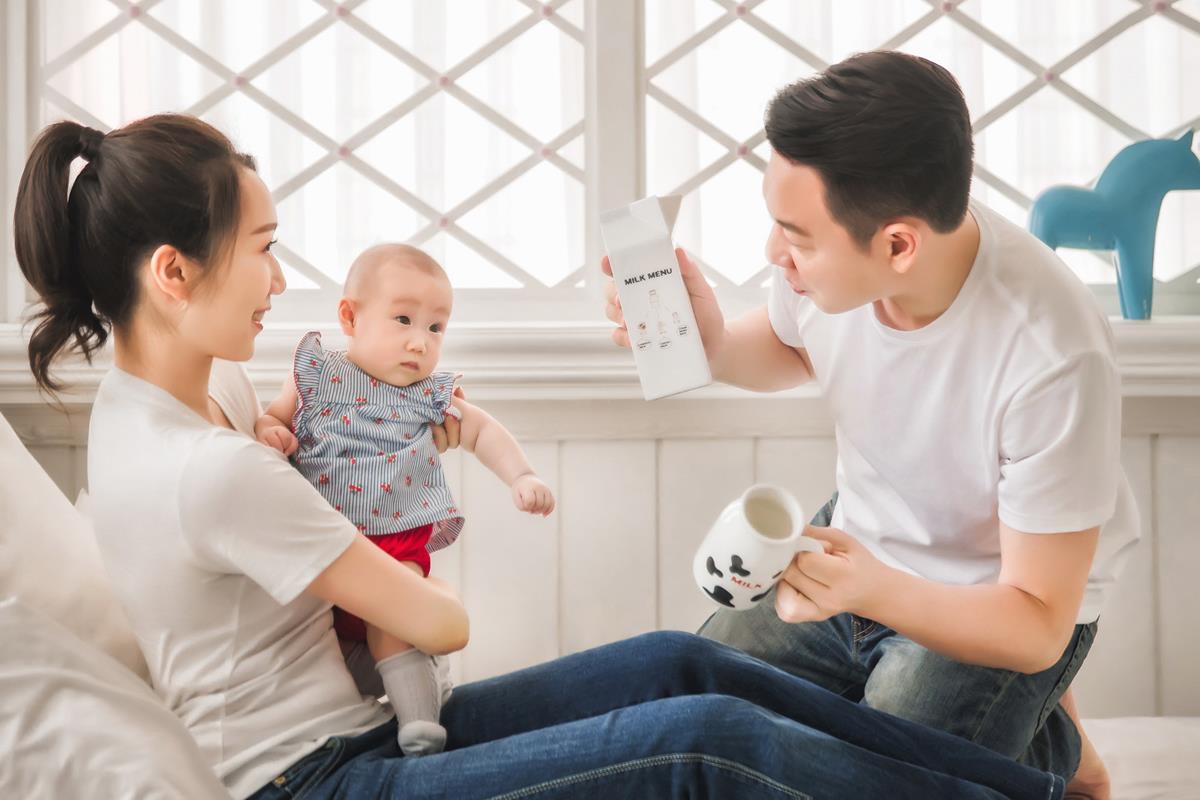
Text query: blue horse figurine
1029 129 1200 319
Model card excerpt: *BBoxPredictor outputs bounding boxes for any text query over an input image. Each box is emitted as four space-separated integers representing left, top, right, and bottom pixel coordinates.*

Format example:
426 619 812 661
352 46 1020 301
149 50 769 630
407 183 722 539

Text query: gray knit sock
376 649 447 756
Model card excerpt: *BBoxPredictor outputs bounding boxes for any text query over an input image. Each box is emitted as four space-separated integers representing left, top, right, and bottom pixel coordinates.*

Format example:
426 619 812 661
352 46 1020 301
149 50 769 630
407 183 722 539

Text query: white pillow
0 410 148 680
0 598 229 799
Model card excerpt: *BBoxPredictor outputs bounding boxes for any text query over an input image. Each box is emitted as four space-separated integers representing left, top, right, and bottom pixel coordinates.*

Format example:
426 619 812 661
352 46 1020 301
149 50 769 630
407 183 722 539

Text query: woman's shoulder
209 358 261 435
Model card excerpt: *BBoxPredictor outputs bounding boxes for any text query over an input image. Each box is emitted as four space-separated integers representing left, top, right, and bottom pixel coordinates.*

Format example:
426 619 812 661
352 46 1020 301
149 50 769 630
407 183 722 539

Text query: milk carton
600 195 712 400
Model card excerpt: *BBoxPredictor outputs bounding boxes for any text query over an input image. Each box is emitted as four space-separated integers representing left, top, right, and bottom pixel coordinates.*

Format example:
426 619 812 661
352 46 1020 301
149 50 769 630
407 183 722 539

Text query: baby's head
337 243 453 387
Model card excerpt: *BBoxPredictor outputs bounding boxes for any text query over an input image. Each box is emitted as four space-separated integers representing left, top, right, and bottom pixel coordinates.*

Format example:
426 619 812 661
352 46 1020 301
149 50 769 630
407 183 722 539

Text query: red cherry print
349 457 357 465
341 415 351 425
318 474 330 485
386 454 398 464
393 511 403 519
410 448 417 455
380 483 392 493
374 418 383 424
422 500 430 508
404 432 413 440
331 375 342 384
423 387 432 397
356 523 367 532
348 484 363 493
399 392 407 399
391 410 401 419
370 377 379 388
355 396 367 405
404 476 413 487
310 359 318 366
320 407 332 417
372 509 380 517
448 507 457 514
335 504 342 511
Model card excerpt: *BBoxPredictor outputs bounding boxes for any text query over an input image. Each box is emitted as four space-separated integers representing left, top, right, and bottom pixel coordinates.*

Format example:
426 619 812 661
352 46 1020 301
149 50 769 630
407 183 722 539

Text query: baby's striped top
291 331 464 551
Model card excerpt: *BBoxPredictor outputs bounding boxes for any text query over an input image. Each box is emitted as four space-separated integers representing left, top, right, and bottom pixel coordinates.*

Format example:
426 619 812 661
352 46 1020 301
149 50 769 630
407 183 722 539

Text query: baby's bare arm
451 395 534 485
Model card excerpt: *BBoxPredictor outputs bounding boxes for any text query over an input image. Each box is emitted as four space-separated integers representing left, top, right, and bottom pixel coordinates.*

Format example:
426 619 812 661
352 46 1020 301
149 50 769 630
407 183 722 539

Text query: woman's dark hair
765 50 974 247
14 114 256 395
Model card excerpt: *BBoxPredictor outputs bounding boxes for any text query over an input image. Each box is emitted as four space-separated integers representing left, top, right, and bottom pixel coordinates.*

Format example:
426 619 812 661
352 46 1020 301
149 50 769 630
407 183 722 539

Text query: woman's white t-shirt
767 201 1140 624
87 359 389 799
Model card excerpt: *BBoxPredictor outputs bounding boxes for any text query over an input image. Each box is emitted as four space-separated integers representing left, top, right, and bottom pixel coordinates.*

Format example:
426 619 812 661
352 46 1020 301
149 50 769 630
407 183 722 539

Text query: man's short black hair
765 50 974 246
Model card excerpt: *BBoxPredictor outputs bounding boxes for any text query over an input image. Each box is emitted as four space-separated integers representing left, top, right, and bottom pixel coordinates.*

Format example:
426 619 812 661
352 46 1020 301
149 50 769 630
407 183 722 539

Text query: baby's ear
336 297 357 336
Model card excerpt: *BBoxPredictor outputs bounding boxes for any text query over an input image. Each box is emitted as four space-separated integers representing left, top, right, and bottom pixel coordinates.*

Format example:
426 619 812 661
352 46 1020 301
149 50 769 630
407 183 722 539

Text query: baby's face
345 265 453 387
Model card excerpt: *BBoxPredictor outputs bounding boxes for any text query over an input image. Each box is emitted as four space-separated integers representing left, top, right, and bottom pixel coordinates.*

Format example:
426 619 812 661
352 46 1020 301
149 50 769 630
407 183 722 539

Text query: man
603 51 1138 798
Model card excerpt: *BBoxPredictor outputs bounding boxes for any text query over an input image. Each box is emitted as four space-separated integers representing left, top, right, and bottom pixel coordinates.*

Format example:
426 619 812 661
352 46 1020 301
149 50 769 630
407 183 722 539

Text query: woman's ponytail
14 121 109 394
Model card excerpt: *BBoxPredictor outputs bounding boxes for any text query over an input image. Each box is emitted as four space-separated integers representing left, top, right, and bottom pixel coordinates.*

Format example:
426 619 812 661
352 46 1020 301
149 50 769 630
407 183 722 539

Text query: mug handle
794 534 825 554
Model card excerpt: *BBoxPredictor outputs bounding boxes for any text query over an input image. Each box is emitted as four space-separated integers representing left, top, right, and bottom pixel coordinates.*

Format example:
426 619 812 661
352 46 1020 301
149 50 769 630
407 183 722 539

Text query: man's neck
875 209 981 331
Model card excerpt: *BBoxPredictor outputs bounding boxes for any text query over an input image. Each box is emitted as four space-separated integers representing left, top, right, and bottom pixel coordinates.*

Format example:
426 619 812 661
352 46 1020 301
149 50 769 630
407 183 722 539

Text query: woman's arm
306 536 469 656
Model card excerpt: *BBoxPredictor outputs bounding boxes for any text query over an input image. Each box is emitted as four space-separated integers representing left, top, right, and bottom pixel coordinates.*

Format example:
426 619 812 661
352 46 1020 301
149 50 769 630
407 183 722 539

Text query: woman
13 114 1067 799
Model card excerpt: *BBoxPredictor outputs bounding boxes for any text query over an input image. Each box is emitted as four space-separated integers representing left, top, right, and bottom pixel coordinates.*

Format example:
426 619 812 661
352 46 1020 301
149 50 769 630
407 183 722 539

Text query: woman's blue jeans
248 631 1064 799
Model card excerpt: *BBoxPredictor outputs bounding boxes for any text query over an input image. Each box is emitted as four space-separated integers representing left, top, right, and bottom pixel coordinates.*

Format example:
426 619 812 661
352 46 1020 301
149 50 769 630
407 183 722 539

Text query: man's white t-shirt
767 201 1139 624
87 359 390 799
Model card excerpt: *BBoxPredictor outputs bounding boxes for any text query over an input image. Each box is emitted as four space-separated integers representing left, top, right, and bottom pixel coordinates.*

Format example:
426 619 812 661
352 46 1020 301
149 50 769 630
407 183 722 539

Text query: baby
255 244 555 756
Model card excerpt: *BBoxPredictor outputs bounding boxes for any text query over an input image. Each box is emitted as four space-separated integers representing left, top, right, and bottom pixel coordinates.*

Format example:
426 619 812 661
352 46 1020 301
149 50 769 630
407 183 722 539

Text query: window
6 0 1200 326
644 0 1200 316
24 0 588 323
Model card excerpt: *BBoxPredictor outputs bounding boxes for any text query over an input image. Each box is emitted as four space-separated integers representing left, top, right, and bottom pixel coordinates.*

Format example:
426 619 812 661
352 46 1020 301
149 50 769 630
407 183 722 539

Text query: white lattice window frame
3 0 613 326
2 0 1199 404
642 0 1200 317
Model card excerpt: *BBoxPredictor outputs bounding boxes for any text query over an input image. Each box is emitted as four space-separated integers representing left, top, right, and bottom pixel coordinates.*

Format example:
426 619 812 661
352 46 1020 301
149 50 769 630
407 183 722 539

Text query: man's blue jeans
248 631 1064 799
698 494 1093 782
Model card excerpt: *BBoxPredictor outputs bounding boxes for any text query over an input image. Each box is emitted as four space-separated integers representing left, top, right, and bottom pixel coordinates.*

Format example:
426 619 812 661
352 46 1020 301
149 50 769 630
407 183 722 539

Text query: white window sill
1 317 1199 405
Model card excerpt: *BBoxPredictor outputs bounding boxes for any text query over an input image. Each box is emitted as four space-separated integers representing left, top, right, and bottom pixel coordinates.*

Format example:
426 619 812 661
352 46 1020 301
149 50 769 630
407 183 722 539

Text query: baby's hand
512 474 555 517
258 424 298 456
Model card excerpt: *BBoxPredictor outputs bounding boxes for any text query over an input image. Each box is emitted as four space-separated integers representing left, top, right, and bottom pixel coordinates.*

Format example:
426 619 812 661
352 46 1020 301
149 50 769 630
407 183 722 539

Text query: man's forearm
863 568 1070 674
709 306 813 392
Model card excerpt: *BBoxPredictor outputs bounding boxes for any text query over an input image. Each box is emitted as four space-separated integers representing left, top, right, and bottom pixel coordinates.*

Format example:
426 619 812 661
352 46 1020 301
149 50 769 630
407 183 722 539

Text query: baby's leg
367 560 449 757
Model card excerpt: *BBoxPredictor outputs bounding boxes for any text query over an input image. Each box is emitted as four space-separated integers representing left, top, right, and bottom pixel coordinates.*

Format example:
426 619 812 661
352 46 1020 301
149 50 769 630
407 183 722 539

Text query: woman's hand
431 386 466 454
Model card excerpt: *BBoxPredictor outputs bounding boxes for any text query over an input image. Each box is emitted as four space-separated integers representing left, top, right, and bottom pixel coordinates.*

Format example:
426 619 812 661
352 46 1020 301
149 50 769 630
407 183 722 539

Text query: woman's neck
112 320 215 422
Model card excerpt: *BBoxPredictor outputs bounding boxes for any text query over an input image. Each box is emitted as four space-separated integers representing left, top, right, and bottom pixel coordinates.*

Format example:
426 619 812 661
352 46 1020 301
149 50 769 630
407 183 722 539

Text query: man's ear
882 221 920 276
337 297 357 337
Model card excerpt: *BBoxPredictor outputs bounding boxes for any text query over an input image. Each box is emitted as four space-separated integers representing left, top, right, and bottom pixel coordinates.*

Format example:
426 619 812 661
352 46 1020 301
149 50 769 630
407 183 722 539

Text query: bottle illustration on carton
632 289 694 350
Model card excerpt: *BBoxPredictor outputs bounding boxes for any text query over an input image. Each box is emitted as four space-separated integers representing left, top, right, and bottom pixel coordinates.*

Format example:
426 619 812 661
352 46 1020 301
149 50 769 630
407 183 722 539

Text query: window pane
36 1 586 313
644 0 1200 293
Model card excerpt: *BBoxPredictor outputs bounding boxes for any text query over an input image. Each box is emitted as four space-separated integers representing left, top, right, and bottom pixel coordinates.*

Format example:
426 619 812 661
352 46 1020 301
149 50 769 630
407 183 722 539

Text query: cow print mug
692 484 823 610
